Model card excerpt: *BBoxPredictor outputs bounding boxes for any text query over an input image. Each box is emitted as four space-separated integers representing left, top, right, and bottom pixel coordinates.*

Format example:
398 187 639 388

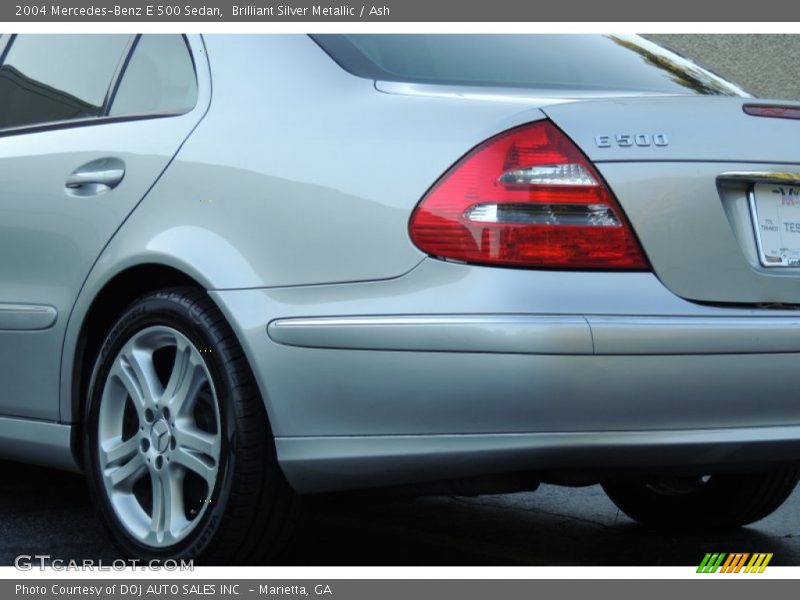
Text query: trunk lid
544 96 800 305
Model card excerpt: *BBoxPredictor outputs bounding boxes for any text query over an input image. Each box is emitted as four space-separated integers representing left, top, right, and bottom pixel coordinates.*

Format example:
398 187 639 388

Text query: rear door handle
65 157 125 196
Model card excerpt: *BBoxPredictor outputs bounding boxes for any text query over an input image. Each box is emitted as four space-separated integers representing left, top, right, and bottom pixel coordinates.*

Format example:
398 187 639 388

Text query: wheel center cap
150 419 171 453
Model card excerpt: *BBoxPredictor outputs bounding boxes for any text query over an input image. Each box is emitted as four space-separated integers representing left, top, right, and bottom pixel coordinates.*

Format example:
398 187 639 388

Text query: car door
0 33 209 420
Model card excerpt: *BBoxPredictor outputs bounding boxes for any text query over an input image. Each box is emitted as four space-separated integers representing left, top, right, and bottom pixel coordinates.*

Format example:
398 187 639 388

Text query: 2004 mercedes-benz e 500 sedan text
0 33 799 563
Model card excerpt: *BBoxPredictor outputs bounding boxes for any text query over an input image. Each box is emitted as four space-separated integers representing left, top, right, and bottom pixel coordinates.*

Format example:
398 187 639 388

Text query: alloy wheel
96 326 221 548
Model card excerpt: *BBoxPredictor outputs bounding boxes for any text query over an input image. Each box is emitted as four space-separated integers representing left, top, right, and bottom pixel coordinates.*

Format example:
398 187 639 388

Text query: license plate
750 182 800 267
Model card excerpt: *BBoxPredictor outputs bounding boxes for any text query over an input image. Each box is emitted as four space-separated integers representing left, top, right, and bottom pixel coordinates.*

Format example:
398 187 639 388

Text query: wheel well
71 264 203 463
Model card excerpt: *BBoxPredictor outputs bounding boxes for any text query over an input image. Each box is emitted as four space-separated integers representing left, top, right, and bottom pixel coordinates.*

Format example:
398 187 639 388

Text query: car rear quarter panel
59 34 548 421
105 34 550 289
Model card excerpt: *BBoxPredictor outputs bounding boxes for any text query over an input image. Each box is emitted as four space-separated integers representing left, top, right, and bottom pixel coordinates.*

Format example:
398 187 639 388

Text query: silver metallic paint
268 313 800 355
0 416 76 471
277 425 800 493
267 315 593 354
598 161 800 304
543 96 800 163
0 34 210 421
0 303 57 330
0 34 797 493
208 259 800 437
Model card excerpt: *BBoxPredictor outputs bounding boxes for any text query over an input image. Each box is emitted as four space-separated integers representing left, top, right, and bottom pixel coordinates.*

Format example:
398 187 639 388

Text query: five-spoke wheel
98 326 221 547
85 288 299 563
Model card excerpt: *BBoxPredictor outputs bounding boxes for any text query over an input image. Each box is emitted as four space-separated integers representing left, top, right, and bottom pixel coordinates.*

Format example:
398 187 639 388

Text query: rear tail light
409 120 649 269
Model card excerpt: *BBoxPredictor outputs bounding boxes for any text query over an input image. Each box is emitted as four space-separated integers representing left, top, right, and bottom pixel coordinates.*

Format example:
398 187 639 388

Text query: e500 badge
595 133 669 147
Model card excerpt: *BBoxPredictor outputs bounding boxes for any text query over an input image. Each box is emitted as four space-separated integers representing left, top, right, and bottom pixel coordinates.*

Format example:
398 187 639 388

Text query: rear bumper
210 259 800 493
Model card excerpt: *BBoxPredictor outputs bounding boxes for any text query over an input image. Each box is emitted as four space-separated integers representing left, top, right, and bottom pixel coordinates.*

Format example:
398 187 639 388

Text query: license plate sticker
750 182 800 267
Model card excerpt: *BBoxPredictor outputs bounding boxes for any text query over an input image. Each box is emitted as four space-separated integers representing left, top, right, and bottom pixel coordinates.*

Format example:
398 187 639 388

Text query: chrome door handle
65 157 125 196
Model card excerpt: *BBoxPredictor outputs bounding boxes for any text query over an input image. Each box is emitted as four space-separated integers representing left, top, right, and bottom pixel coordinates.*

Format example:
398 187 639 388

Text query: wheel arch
67 263 208 465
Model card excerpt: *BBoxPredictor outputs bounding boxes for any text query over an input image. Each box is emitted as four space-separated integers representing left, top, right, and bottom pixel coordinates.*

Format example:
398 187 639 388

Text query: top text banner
3 0 800 21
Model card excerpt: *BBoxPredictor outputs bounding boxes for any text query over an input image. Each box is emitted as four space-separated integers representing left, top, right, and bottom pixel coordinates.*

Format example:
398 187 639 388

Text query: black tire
602 467 799 530
84 287 299 564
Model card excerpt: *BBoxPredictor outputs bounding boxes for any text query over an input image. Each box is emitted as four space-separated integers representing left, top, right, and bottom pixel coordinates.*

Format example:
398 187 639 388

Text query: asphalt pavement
1 460 798 566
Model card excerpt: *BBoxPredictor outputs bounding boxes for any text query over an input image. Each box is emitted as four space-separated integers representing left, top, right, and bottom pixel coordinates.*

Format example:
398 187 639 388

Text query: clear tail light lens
409 120 649 269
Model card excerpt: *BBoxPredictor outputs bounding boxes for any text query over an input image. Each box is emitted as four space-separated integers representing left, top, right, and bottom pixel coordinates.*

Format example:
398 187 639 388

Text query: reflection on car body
0 33 797 563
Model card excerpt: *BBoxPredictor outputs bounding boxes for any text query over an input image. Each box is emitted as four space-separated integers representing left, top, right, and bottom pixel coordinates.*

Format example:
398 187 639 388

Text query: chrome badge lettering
596 134 669 148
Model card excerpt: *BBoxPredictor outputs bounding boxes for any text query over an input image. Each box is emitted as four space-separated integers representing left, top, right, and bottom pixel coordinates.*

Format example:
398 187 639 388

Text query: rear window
312 34 748 97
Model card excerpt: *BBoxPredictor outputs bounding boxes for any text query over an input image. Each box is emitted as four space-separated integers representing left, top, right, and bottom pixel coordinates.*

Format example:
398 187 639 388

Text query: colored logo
697 553 773 573
772 186 800 206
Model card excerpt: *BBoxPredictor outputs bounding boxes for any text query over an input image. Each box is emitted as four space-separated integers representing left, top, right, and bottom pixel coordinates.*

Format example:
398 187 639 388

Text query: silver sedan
0 33 798 563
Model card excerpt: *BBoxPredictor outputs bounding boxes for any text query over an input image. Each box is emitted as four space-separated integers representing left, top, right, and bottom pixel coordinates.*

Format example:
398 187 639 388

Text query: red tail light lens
409 121 649 269
743 104 800 120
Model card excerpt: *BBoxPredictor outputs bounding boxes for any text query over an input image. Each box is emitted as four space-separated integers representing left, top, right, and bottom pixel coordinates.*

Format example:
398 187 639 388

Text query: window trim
0 35 13 63
0 33 200 137
101 34 140 116
0 111 198 139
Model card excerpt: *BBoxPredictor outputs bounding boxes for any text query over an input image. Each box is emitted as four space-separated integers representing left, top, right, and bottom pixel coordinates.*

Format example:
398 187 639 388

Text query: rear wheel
602 467 799 529
84 287 299 564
